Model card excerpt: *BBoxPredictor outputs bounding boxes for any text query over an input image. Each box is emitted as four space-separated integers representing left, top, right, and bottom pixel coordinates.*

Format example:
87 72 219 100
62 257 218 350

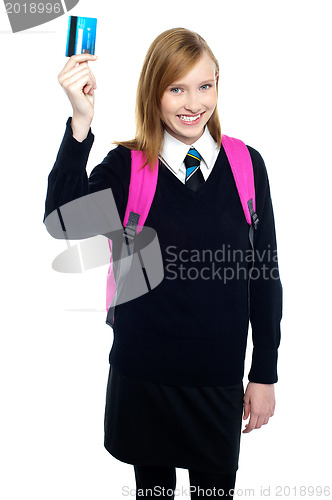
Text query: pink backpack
106 135 259 328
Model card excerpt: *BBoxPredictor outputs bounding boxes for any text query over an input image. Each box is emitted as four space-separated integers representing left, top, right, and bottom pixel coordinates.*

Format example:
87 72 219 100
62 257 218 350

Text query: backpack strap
221 134 259 309
123 151 159 232
106 151 159 327
221 134 259 230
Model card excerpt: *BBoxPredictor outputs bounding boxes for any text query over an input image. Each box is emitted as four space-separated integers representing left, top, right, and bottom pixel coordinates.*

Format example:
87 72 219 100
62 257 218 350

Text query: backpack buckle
247 199 259 230
251 211 259 230
124 211 140 242
123 225 136 241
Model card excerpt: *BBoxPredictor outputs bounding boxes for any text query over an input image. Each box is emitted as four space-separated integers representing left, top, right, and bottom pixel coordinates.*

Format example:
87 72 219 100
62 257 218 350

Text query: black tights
134 464 236 499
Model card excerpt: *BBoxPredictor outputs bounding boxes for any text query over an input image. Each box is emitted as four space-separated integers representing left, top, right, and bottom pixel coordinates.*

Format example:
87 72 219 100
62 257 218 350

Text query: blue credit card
66 16 97 56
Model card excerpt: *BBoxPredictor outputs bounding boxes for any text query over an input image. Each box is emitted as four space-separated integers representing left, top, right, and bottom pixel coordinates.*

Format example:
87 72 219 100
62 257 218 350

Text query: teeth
179 114 201 122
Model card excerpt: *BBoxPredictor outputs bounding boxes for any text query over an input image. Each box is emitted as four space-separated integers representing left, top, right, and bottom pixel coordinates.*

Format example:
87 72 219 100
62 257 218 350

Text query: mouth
177 112 205 125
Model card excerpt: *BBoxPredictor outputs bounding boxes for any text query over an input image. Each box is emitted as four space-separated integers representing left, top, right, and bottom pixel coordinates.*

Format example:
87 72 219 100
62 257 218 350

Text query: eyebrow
169 79 216 87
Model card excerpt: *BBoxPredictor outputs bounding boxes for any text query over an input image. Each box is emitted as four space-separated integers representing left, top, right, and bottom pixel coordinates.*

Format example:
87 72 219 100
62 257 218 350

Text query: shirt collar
159 126 218 174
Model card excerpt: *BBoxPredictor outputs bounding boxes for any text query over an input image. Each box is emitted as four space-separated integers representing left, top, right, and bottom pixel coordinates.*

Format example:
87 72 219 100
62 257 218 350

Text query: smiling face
160 51 218 145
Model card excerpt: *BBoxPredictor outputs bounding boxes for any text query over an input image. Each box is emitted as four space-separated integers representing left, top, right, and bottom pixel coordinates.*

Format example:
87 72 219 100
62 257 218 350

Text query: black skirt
104 365 244 474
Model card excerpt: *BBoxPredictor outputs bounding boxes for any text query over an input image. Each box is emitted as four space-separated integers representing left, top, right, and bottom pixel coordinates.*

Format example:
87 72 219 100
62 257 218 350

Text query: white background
1 0 331 498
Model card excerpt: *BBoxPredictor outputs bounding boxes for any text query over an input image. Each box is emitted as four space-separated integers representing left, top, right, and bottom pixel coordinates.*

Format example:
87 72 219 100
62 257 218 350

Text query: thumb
243 401 250 420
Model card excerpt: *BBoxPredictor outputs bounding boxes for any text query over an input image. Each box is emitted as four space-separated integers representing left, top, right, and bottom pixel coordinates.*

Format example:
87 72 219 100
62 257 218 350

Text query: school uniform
43 117 282 475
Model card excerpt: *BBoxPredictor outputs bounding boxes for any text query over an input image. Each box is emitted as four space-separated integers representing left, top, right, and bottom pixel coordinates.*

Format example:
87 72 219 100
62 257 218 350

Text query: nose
184 90 201 114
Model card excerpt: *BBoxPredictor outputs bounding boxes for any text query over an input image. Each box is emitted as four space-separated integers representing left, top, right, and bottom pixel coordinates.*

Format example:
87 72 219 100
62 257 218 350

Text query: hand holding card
58 53 98 141
59 16 98 141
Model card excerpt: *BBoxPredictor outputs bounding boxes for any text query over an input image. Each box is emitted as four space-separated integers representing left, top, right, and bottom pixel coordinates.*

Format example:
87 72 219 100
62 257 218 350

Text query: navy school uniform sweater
44 117 283 387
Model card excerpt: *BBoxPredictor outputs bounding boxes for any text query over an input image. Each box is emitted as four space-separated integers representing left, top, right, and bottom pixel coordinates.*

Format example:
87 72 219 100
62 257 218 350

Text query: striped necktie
184 147 205 192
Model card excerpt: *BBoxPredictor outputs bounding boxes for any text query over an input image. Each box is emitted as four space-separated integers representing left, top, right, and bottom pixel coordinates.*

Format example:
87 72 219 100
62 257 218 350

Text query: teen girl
44 27 283 499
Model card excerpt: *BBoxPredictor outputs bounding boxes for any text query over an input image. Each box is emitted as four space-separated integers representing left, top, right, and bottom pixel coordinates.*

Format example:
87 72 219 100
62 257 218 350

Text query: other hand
242 382 275 433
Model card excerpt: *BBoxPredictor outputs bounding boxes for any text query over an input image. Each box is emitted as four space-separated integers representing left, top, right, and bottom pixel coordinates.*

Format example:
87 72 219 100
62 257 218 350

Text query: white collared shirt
159 126 220 183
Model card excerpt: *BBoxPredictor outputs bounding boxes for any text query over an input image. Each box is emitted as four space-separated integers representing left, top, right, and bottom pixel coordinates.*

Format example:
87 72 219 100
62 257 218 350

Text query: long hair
114 27 221 172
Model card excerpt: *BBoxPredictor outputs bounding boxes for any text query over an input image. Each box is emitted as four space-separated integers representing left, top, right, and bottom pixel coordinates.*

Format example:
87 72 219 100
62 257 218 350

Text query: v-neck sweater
44 117 283 387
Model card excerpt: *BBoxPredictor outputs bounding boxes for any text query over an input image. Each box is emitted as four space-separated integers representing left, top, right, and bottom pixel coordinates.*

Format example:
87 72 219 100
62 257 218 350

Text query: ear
215 71 219 84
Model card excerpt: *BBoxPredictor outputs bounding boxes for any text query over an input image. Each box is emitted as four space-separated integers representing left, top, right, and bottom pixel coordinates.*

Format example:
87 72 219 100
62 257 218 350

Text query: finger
82 78 97 94
58 53 98 78
82 84 91 94
64 74 95 96
254 415 265 429
60 62 97 86
66 66 97 89
242 414 258 433
60 65 92 87
83 84 95 95
242 402 250 420
58 61 90 84
61 68 93 92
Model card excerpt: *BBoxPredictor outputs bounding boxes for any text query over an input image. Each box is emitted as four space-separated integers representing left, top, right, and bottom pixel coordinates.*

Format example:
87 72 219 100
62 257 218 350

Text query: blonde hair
114 27 221 172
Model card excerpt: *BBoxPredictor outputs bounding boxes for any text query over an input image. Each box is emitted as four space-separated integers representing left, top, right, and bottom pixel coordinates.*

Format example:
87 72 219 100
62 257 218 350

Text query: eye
170 87 182 94
200 84 212 90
